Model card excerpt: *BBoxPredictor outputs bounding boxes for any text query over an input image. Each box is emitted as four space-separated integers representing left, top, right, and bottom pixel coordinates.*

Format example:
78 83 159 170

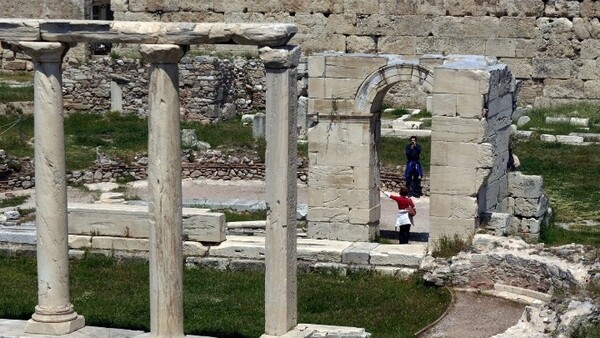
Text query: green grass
0 72 34 83
220 209 267 222
516 139 600 223
0 252 450 337
380 137 431 173
0 195 29 208
381 108 409 119
0 112 260 171
540 223 600 248
518 103 600 134
0 83 34 103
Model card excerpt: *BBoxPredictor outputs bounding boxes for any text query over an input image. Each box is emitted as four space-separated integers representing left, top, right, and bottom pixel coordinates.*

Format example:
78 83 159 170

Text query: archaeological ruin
0 19 301 337
3 0 600 107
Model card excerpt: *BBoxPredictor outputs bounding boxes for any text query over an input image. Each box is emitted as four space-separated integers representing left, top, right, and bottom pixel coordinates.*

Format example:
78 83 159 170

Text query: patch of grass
572 322 600 338
516 139 600 223
218 209 266 222
0 113 33 158
518 103 600 134
380 136 430 173
181 117 254 150
431 234 471 258
540 222 600 248
381 108 409 119
0 83 34 103
0 195 29 208
0 72 33 82
0 252 451 337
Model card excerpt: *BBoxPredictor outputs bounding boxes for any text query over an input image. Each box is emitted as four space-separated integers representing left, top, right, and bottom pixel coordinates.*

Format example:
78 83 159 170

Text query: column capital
259 45 301 69
14 42 68 63
139 44 186 64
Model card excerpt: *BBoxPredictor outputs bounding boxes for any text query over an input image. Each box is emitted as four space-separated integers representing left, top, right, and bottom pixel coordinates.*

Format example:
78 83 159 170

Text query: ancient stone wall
4 0 600 106
61 55 267 120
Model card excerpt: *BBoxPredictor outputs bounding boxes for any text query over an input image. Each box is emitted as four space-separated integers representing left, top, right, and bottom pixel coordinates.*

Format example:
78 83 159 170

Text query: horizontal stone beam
0 19 297 47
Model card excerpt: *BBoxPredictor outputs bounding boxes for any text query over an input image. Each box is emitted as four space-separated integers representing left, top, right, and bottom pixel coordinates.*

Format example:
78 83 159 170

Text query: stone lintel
13 42 67 62
259 45 301 69
0 19 297 47
0 19 41 41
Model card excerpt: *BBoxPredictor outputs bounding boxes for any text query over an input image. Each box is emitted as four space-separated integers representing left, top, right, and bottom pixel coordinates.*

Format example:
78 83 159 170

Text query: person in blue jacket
404 135 423 198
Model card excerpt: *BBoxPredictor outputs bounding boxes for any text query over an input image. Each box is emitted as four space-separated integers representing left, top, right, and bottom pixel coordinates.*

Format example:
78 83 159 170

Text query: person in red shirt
382 186 416 244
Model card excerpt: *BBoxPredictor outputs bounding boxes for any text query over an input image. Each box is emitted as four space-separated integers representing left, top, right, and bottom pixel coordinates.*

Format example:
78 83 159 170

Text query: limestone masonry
3 0 600 106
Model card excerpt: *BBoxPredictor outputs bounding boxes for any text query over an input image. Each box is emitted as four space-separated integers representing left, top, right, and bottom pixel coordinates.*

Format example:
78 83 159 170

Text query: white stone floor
0 319 215 338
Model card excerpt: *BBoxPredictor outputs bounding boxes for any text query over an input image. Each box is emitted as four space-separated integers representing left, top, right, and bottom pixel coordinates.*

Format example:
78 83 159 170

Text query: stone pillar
139 44 186 338
259 45 301 337
16 41 85 335
110 80 123 112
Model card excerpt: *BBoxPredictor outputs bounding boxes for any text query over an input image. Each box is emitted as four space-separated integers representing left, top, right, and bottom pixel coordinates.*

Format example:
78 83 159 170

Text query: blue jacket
405 161 423 178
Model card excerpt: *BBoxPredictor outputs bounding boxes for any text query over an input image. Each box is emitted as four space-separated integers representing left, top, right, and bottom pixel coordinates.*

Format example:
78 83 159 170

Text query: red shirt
389 194 415 211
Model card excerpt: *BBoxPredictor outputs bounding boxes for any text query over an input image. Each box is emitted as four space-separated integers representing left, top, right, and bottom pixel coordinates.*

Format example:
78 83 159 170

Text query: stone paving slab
370 243 427 267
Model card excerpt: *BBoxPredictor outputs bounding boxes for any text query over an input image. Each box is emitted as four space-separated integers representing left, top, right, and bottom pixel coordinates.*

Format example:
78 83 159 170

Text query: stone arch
354 63 434 114
307 53 519 245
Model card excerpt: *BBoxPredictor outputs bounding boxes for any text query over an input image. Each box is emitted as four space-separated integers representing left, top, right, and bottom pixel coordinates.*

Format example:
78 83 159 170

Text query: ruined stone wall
0 0 85 19
60 55 267 120
4 1 600 106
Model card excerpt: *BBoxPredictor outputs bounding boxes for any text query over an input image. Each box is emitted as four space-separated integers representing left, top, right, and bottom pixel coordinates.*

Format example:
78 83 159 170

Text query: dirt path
419 291 525 338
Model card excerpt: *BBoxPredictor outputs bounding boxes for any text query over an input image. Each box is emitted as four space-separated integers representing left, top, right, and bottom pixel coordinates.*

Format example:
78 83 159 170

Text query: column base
25 315 85 335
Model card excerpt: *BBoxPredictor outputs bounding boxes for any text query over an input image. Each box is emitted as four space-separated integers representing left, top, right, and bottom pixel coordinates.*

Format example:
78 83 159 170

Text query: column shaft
17 41 85 335
139 44 185 338
260 46 300 336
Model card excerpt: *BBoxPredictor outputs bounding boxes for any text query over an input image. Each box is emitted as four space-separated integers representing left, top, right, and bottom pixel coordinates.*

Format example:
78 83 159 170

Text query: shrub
431 234 471 258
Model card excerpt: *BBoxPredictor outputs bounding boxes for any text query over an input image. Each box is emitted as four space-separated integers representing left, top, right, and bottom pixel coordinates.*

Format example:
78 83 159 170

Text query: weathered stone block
370 244 426 267
430 165 478 195
429 217 477 243
348 205 379 224
514 195 549 218
308 98 355 114
498 17 538 38
307 207 350 223
325 55 387 78
342 242 380 265
91 237 149 252
307 77 363 99
308 55 326 78
346 35 377 53
456 94 485 118
480 212 511 236
433 67 490 95
68 203 226 243
208 236 265 259
297 238 353 263
183 241 208 257
431 116 487 143
508 172 544 198
520 218 542 234
486 38 516 57
532 58 572 79
377 36 417 55
68 235 91 249
499 57 532 78
429 194 453 218
307 222 374 241
543 79 584 98
431 93 457 117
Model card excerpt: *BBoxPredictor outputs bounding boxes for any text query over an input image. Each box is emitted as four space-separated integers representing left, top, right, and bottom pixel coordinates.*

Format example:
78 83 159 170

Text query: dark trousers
406 173 421 197
398 224 411 244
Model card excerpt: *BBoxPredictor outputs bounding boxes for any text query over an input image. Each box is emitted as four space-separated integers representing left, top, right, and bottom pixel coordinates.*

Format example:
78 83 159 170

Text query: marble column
16 42 85 335
259 45 301 337
139 44 186 338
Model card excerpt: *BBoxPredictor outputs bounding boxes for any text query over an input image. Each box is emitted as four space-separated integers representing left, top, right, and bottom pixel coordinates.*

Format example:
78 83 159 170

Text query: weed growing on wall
431 234 471 258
